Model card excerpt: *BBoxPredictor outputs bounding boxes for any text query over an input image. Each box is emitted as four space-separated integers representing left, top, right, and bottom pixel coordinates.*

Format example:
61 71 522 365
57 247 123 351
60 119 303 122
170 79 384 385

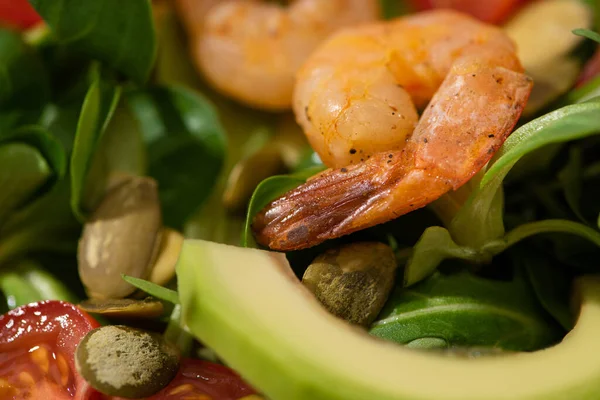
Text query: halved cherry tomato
577 48 600 87
0 0 42 30
115 359 257 400
409 0 529 24
0 300 101 400
0 301 257 400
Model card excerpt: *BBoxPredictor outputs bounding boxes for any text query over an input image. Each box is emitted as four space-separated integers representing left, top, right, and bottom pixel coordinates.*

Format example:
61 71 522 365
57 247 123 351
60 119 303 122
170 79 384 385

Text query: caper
222 145 286 211
302 242 397 327
78 297 164 319
78 176 162 299
75 325 180 398
148 228 183 287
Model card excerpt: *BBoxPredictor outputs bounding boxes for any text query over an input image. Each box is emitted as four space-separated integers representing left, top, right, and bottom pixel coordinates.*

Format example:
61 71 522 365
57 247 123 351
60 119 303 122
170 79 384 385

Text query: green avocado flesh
176 240 600 400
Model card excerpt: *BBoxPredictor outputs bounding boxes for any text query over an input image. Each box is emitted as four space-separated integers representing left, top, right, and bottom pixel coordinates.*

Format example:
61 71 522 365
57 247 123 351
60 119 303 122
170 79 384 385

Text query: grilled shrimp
252 10 533 250
176 0 381 110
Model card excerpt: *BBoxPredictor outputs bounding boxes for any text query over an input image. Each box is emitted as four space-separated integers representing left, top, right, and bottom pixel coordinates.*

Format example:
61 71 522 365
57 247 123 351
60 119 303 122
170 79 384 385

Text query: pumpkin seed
78 176 162 299
78 297 164 319
302 242 397 327
148 228 183 287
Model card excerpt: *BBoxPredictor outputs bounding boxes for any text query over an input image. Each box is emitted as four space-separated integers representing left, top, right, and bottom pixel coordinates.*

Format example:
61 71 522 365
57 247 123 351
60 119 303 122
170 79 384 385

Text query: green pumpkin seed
78 297 164 319
148 228 183 287
78 176 162 299
75 325 180 398
302 242 397 327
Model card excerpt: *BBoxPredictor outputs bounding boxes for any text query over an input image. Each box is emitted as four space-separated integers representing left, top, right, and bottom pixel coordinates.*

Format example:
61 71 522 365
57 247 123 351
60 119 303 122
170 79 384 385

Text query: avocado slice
176 240 600 400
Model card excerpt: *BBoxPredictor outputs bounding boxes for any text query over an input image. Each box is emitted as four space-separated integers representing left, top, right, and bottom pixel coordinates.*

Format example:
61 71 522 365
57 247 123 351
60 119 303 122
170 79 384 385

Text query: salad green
1 0 600 399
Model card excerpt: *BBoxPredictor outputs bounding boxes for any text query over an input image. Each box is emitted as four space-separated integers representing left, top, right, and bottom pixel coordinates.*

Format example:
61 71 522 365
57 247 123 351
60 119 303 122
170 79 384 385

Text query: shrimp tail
252 64 532 251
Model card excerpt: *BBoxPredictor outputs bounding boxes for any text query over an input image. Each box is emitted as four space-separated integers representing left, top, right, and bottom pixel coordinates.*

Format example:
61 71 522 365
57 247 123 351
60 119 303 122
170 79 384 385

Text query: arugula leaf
573 28 600 44
126 86 227 230
243 166 326 248
29 0 157 83
451 98 600 248
70 72 122 220
403 227 484 287
0 28 49 109
558 146 587 223
483 219 600 254
513 250 574 331
122 275 179 305
371 270 561 351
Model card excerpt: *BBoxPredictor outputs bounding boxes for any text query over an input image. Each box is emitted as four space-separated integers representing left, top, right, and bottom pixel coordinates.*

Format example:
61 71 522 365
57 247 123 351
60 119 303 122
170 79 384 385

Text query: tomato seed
30 346 50 373
168 383 195 395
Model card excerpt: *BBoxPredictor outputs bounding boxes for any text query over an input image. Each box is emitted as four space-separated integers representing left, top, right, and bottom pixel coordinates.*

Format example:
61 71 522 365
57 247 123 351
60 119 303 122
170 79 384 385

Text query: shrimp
252 10 533 251
177 0 381 110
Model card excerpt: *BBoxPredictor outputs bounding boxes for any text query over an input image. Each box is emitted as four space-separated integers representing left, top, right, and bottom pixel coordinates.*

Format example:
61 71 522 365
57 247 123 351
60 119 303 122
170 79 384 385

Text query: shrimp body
253 10 533 250
187 0 380 110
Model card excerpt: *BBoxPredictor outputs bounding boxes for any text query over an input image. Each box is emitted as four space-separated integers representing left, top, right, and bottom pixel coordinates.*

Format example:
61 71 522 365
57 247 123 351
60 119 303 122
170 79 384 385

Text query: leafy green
0 126 66 226
403 227 483 287
0 144 50 227
573 28 600 44
29 0 157 83
513 250 574 331
0 28 49 109
371 270 561 351
0 259 76 309
122 275 179 305
0 181 80 267
243 166 326 248
451 98 600 248
558 146 587 222
404 219 600 287
0 271 40 310
70 72 121 220
126 86 227 229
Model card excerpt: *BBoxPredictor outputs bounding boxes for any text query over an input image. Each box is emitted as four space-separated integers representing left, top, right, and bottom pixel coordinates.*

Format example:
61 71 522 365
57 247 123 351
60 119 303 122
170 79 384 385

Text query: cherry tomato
409 0 528 24
0 0 42 30
0 300 101 400
577 48 600 87
115 359 257 400
0 301 257 400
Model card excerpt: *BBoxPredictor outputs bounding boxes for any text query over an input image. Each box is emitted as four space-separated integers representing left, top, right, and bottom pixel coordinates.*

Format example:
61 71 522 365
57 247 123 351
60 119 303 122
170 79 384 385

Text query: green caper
302 242 397 327
75 325 180 398
78 297 164 319
78 176 162 299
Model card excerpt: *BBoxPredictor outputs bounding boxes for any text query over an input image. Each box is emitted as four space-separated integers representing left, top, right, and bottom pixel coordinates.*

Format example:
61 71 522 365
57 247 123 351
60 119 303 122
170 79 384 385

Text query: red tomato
0 0 42 30
577 48 600 87
409 0 528 24
0 301 257 400
114 359 257 400
0 301 101 400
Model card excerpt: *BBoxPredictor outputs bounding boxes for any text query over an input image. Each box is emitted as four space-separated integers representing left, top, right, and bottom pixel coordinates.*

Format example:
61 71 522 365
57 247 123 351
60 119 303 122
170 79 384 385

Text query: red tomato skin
409 0 528 24
0 0 42 30
577 48 600 87
0 301 100 400
1 302 257 400
112 359 258 400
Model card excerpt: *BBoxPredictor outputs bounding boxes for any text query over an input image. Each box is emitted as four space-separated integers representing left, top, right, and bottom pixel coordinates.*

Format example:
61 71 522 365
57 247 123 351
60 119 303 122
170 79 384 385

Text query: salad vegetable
1 0 600 399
